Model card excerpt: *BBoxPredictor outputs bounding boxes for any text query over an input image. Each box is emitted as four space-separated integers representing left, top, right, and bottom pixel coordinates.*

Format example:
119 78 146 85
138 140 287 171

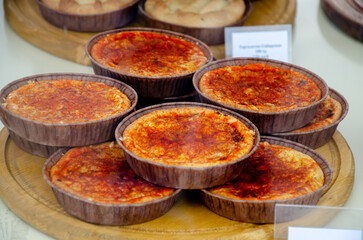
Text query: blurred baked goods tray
321 0 363 42
4 0 296 62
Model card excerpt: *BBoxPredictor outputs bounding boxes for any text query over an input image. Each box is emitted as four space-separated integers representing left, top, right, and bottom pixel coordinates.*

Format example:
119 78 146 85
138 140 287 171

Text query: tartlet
36 0 140 32
271 88 349 149
115 102 260 189
144 0 246 28
138 0 252 45
0 73 137 148
193 58 329 134
200 136 333 223
86 27 214 98
43 141 181 225
41 0 136 14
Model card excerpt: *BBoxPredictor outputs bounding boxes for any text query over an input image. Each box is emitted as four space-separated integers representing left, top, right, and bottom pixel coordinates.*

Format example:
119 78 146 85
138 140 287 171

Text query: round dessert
271 88 348 149
90 30 209 77
290 96 342 133
144 0 246 28
121 106 256 167
49 141 176 204
199 63 322 113
41 0 135 14
3 79 131 124
207 141 325 201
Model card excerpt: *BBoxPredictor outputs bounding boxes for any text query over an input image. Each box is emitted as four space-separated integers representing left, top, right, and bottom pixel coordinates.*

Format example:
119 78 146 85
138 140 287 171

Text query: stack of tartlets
85 27 214 106
193 57 348 148
0 70 336 224
113 102 332 224
0 73 137 157
42 101 261 225
1 11 345 225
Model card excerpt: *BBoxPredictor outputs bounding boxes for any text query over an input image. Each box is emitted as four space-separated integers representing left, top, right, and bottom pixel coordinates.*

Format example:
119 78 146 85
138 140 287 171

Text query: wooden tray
4 0 296 62
321 0 363 42
0 128 354 240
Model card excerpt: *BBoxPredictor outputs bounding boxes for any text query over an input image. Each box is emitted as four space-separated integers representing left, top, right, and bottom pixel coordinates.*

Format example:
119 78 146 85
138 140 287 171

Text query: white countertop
1 0 363 239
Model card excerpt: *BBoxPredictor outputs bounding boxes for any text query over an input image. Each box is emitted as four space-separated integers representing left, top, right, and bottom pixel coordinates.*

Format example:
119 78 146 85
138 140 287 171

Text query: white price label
225 25 292 62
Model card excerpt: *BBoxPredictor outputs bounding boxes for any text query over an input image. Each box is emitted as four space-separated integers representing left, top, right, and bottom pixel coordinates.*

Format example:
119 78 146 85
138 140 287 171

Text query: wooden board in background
0 128 354 240
4 0 296 63
321 0 363 42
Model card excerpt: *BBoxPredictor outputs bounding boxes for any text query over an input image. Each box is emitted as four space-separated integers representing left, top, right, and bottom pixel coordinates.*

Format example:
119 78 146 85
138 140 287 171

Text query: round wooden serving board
4 0 296 63
0 128 354 240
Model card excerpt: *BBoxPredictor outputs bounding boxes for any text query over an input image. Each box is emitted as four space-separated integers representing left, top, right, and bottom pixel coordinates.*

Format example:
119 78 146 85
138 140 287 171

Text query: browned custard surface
121 107 256 167
208 142 324 201
291 96 342 132
50 142 176 204
4 79 131 124
199 63 322 112
91 31 208 77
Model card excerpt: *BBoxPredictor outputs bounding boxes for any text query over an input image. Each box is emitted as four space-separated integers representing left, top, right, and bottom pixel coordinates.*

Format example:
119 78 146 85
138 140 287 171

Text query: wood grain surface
321 0 363 42
4 0 296 63
0 128 354 240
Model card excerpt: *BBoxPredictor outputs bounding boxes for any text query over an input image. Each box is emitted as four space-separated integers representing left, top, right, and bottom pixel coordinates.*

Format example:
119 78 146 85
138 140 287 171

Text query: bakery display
272 88 349 149
43 141 181 225
116 102 260 189
41 0 135 14
138 0 252 45
193 58 329 133
144 0 246 28
200 136 333 223
0 73 137 147
86 27 213 98
1 0 355 238
36 0 140 32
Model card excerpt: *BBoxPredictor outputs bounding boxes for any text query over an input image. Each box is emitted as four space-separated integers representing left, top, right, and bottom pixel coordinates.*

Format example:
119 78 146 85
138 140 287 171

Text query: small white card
225 24 292 62
288 226 362 240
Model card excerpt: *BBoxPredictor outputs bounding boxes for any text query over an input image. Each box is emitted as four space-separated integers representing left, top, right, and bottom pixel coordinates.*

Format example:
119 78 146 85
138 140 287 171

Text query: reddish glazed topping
4 79 131 124
121 107 255 167
199 63 322 112
209 142 324 200
91 31 208 77
50 142 175 204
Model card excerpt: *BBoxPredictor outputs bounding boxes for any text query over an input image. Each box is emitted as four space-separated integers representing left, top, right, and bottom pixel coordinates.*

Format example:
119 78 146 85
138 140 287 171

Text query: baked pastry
121 106 256 167
208 141 325 201
290 96 342 132
50 141 176 204
90 31 209 77
199 63 322 112
3 79 131 124
41 0 135 14
144 0 246 27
